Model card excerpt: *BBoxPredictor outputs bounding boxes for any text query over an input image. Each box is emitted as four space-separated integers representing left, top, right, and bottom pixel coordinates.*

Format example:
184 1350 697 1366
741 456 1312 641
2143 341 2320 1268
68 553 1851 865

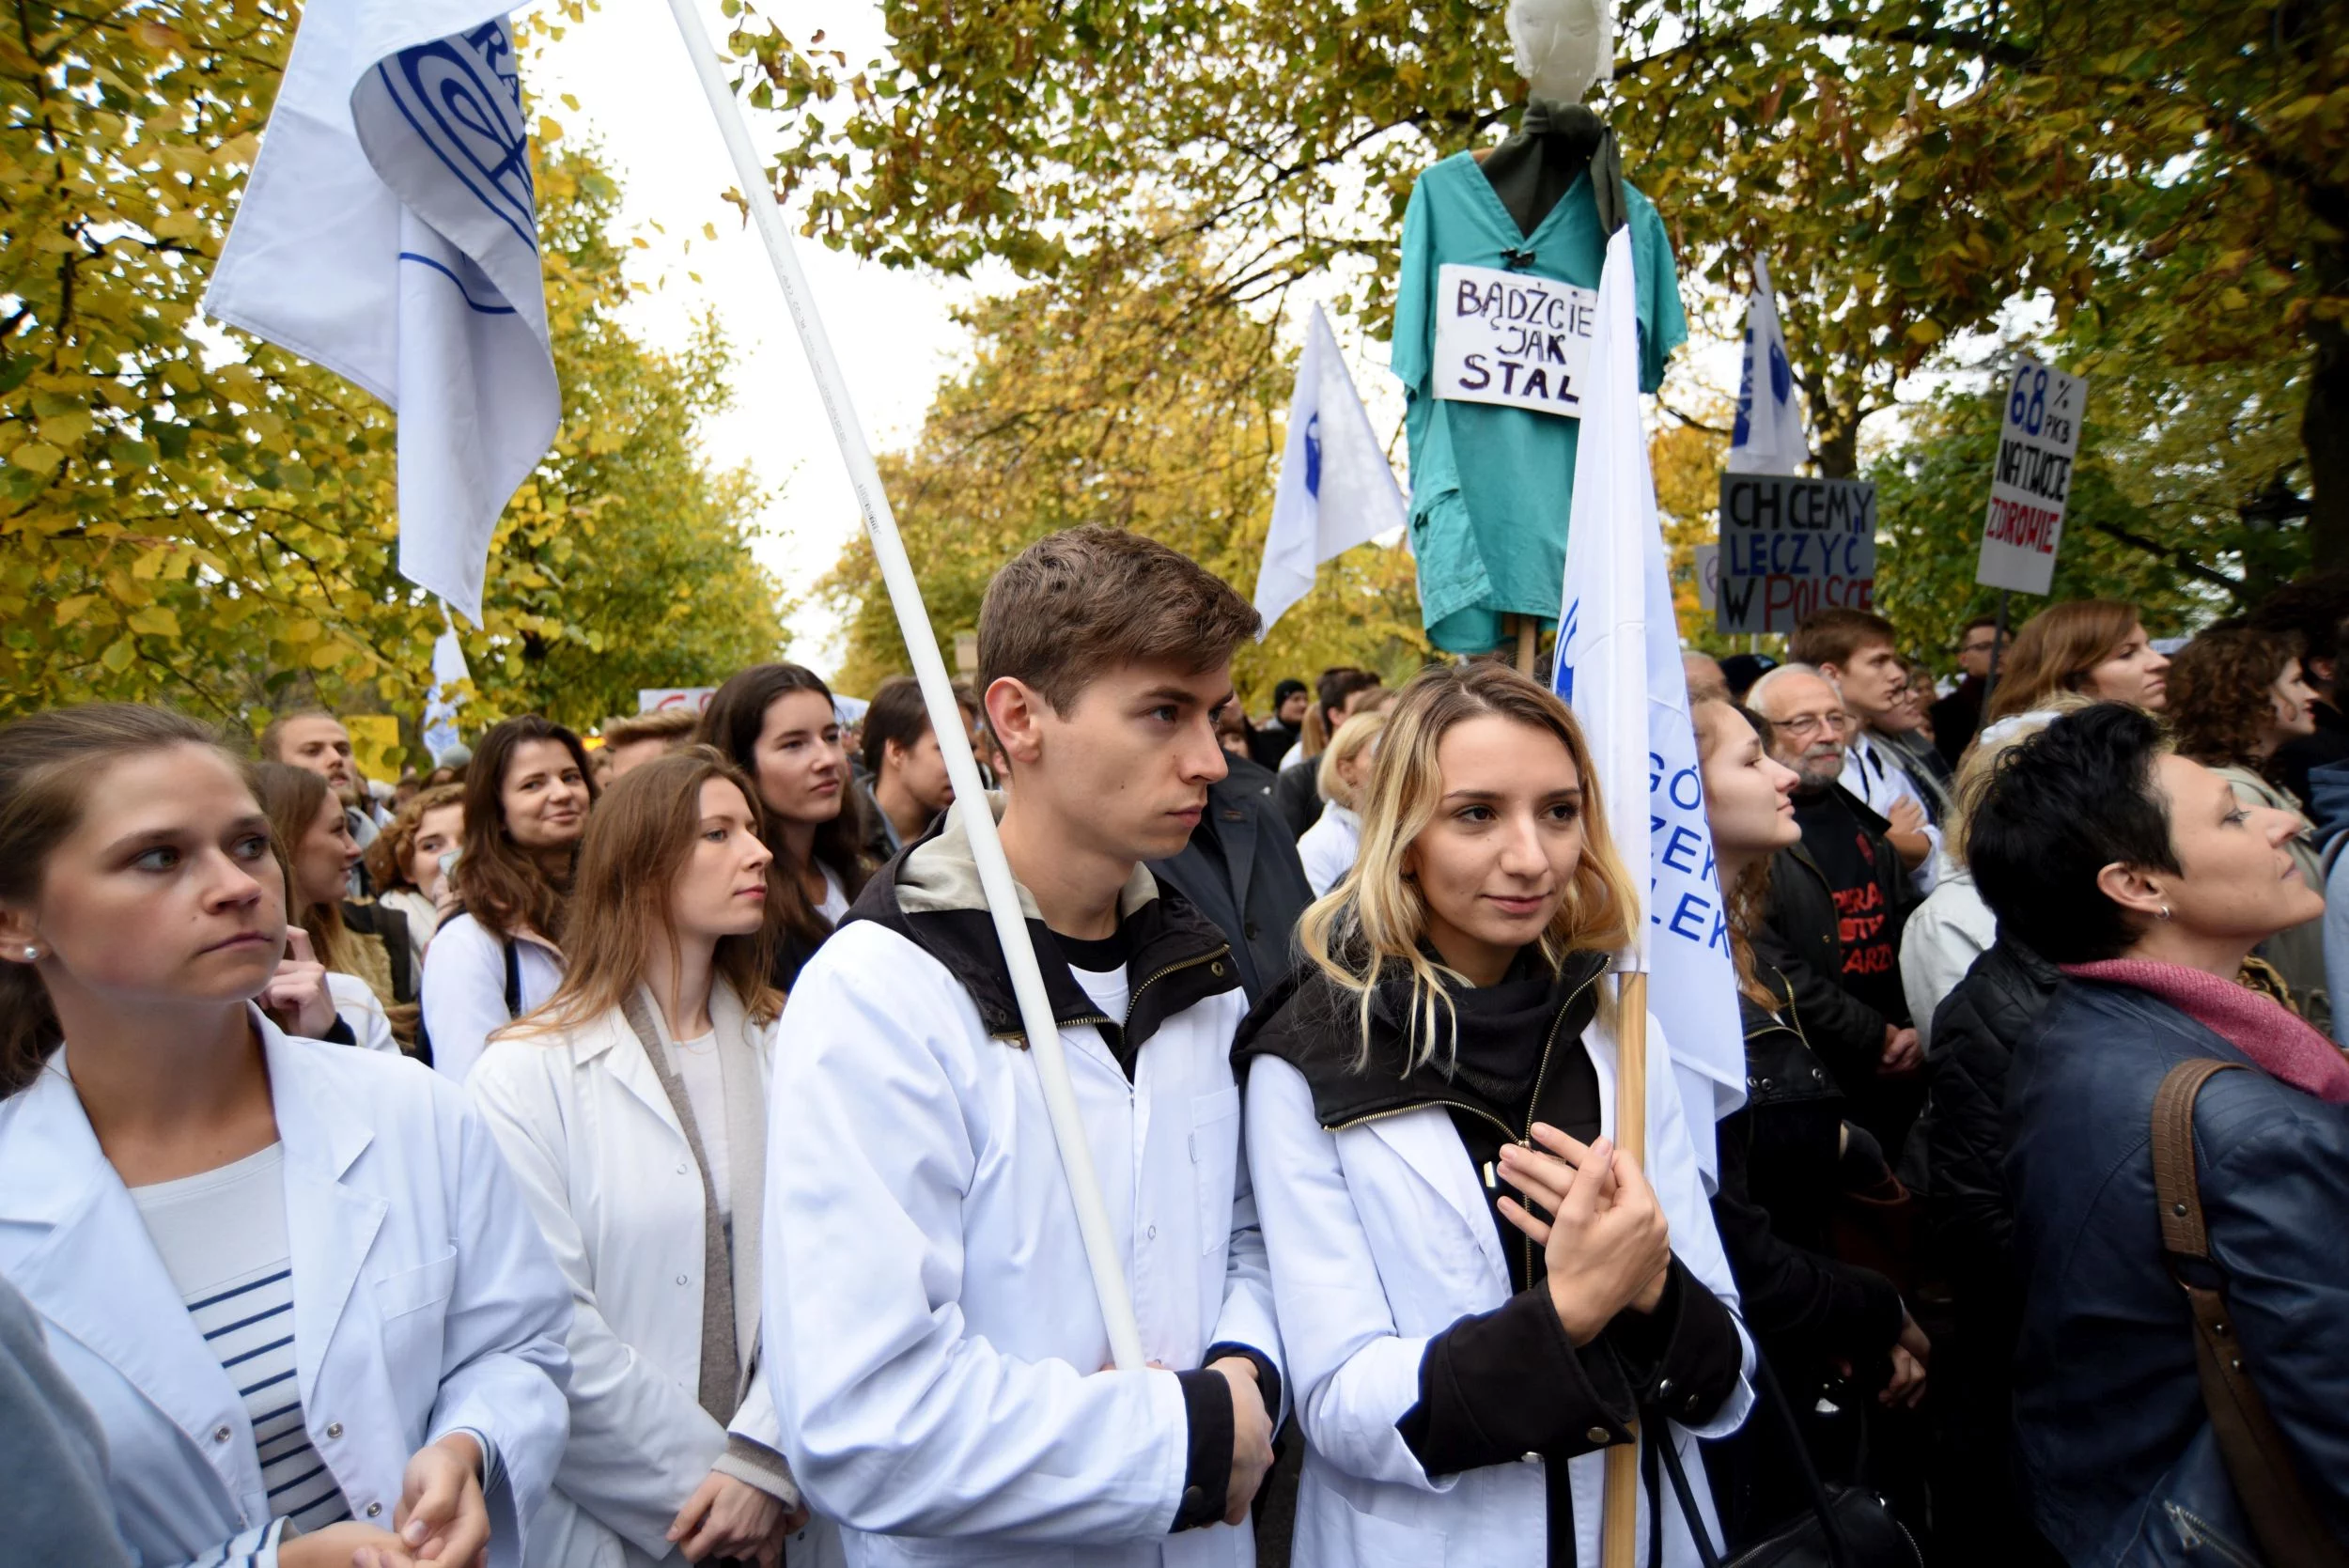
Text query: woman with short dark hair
1969 703 2349 1561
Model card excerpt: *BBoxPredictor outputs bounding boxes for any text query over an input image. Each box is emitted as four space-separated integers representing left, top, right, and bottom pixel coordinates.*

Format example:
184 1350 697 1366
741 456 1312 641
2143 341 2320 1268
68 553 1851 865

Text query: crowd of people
5 528 2349 1568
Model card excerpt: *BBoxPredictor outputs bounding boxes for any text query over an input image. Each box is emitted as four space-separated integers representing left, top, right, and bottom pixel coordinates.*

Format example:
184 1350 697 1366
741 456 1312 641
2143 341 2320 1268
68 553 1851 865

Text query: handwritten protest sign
1976 357 2087 597
1431 262 1597 418
1714 474 1876 634
638 687 717 713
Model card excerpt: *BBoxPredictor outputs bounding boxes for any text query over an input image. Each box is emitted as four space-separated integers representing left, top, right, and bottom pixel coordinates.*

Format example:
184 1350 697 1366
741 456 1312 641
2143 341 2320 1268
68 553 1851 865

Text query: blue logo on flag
376 20 536 255
1303 412 1323 498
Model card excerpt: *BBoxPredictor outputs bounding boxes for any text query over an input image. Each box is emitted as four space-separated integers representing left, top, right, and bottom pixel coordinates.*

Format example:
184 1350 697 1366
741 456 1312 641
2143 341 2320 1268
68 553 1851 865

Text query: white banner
638 687 717 713
207 3 559 627
1975 357 2087 597
1725 254 1809 475
1253 304 1407 634
1431 262 1597 418
1552 226 1747 1181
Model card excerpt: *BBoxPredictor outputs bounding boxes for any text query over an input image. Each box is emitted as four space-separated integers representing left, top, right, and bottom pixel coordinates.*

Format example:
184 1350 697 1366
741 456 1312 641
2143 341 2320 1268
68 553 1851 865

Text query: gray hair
1745 661 1831 716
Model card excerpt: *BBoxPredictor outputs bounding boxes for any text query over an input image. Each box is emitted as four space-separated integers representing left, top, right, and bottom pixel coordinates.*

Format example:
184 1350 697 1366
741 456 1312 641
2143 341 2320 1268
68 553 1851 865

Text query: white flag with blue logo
423 617 470 759
1253 304 1406 635
207 2 558 628
1725 254 1807 475
1553 225 1747 1181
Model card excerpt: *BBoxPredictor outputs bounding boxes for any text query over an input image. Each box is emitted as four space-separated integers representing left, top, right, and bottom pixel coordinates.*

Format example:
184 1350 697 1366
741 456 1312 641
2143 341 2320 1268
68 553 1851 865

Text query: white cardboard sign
1431 262 1597 418
1975 358 2087 597
638 687 717 713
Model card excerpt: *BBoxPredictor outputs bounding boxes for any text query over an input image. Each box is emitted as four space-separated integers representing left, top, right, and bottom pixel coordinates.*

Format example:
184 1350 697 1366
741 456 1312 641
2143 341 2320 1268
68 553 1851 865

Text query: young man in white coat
763 526 1283 1568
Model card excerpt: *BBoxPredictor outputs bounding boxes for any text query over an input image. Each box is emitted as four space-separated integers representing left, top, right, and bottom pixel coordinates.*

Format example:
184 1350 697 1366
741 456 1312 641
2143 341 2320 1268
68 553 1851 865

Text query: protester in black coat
1974 703 2349 1560
1913 936 2064 1566
1149 769 1313 1004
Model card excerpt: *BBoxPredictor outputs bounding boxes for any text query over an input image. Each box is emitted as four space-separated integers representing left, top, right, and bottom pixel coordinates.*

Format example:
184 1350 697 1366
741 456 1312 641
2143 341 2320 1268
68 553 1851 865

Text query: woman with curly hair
2165 627 2326 1022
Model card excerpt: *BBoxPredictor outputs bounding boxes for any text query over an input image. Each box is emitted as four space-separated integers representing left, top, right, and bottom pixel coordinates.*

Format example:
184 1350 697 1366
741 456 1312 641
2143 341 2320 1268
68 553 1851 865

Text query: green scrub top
1392 150 1687 654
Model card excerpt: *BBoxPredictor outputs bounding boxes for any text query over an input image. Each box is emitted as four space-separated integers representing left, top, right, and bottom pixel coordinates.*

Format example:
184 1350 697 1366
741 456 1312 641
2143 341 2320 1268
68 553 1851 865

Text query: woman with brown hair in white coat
470 748 839 1567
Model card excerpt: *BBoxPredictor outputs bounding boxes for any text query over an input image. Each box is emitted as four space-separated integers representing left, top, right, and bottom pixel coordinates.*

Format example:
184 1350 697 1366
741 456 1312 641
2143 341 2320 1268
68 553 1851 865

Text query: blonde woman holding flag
1236 664 1750 1567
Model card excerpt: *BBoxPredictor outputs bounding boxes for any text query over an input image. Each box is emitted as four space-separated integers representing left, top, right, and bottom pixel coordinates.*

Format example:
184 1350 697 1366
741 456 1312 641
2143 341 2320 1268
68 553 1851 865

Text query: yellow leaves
100 638 138 675
38 410 94 447
1906 319 1945 346
151 210 205 241
10 442 63 475
126 605 179 638
131 21 185 54
53 594 96 626
537 116 566 145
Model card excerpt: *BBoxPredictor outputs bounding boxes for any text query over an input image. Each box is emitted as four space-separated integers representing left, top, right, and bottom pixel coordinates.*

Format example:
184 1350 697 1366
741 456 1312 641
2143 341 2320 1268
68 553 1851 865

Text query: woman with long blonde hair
1296 708 1387 897
1982 599 2170 722
1236 663 1750 1568
467 749 838 1568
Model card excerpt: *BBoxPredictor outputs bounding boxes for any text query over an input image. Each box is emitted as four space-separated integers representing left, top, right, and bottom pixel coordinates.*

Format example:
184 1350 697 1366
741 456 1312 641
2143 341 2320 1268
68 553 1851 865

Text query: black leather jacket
2006 978 2349 1562
1915 937 2059 1314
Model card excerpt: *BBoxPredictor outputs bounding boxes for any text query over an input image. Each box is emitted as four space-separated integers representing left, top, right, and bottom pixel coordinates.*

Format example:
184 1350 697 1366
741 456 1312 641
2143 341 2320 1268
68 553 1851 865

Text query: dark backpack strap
2153 1059 2349 1568
502 939 522 1019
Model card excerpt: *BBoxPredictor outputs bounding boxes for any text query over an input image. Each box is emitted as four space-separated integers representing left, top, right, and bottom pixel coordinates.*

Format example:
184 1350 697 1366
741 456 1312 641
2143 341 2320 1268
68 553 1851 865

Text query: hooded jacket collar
1234 944 1611 1129
845 793 1238 1063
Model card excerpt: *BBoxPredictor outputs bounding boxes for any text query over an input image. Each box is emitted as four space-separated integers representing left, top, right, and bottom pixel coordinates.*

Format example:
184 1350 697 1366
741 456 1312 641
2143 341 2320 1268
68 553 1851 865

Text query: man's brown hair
257 706 341 763
1789 609 1898 671
861 675 975 778
599 706 701 751
978 526 1260 714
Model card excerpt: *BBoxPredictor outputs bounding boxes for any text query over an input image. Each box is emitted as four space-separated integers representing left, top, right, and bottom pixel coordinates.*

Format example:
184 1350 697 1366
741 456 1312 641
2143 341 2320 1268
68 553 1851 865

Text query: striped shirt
131 1144 352 1535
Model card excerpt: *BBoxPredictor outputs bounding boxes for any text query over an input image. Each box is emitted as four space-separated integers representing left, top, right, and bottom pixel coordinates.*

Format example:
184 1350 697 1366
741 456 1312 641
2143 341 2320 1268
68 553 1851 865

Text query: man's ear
2094 861 2170 923
985 677 1050 769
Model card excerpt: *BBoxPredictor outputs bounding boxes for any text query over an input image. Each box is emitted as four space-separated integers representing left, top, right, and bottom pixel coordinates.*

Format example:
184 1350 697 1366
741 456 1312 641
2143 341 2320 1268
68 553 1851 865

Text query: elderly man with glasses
1748 662 1927 1161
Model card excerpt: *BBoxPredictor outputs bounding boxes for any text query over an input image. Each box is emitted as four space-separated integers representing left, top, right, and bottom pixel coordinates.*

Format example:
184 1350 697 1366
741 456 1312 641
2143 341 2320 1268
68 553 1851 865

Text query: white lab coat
1296 802 1361 900
763 917 1283 1568
1243 1003 1753 1568
1898 867 1996 1055
0 1011 572 1568
327 970 400 1055
467 985 843 1568
424 914 563 1081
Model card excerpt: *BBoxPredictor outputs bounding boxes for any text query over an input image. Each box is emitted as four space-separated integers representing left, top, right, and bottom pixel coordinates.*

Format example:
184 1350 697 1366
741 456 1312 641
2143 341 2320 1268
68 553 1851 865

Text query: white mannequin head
1506 0 1613 104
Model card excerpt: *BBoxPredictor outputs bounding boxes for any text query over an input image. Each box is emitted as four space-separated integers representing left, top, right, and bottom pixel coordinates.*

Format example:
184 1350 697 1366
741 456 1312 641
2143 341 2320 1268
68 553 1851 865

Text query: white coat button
677 1162 689 1174
677 1273 690 1286
1146 1225 1158 1241
325 1421 343 1439
1521 1451 1540 1464
366 1502 382 1518
212 1424 232 1443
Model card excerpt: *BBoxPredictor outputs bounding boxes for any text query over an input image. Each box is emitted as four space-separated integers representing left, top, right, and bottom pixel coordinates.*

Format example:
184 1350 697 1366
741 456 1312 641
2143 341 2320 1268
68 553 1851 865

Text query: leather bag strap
2152 1059 2349 1568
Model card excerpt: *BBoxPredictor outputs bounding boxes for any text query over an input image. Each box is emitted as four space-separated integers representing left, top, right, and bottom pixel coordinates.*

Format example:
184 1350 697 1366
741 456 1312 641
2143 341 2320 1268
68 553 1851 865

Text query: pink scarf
2061 958 2349 1104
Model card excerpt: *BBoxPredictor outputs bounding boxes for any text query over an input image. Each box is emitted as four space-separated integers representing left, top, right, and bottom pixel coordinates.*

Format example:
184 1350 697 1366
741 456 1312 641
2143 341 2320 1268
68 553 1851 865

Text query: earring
18 946 35 960
2157 906 2173 922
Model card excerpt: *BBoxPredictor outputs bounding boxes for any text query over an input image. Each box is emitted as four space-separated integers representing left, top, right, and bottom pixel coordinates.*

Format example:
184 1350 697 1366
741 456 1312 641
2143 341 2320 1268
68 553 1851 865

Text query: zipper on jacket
1124 944 1232 1032
1517 996 1580 1284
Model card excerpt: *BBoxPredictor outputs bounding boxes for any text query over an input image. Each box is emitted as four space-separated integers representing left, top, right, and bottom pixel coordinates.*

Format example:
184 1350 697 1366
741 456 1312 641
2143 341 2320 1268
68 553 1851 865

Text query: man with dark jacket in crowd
1249 679 1309 771
1929 615 2003 768
1749 664 1923 1158
1149 768 1313 1005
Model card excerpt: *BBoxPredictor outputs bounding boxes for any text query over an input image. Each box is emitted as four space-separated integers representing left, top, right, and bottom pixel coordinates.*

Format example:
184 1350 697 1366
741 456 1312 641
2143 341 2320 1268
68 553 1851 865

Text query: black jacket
1709 984 1906 1371
1755 789 1915 1095
1273 757 1322 840
2007 978 2349 1560
1915 936 2059 1315
1149 771 1312 1004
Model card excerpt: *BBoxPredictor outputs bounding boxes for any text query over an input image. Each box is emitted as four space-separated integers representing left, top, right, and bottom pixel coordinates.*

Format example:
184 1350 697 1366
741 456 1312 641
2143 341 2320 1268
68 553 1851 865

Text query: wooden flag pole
1599 970 1649 1568
1514 613 1540 675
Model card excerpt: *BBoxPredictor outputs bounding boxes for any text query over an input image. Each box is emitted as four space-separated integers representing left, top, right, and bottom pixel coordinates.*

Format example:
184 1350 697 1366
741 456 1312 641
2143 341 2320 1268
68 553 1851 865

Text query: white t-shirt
662 1029 732 1220
1068 963 1130 1027
130 1145 353 1536
816 865 851 927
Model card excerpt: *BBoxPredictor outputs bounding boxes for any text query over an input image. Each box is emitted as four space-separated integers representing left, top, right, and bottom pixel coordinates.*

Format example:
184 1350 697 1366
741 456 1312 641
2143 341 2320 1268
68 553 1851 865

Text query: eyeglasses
1959 638 2000 656
1774 710 1854 739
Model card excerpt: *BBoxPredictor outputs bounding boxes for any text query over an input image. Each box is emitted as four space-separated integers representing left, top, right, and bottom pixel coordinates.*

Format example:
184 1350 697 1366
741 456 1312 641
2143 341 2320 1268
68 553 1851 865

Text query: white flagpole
661 0 1148 1373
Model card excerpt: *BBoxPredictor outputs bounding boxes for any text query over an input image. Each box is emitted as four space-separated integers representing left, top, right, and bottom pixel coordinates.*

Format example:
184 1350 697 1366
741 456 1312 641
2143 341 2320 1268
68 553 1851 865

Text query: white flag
1725 255 1808 476
1253 305 1406 634
207 4 559 627
1553 226 1747 1182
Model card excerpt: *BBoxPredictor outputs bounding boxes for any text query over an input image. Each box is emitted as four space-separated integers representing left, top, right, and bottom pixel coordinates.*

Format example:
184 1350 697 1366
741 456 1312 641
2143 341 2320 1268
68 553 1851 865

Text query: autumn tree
1 1 784 742
820 236 1427 706
728 0 2341 571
